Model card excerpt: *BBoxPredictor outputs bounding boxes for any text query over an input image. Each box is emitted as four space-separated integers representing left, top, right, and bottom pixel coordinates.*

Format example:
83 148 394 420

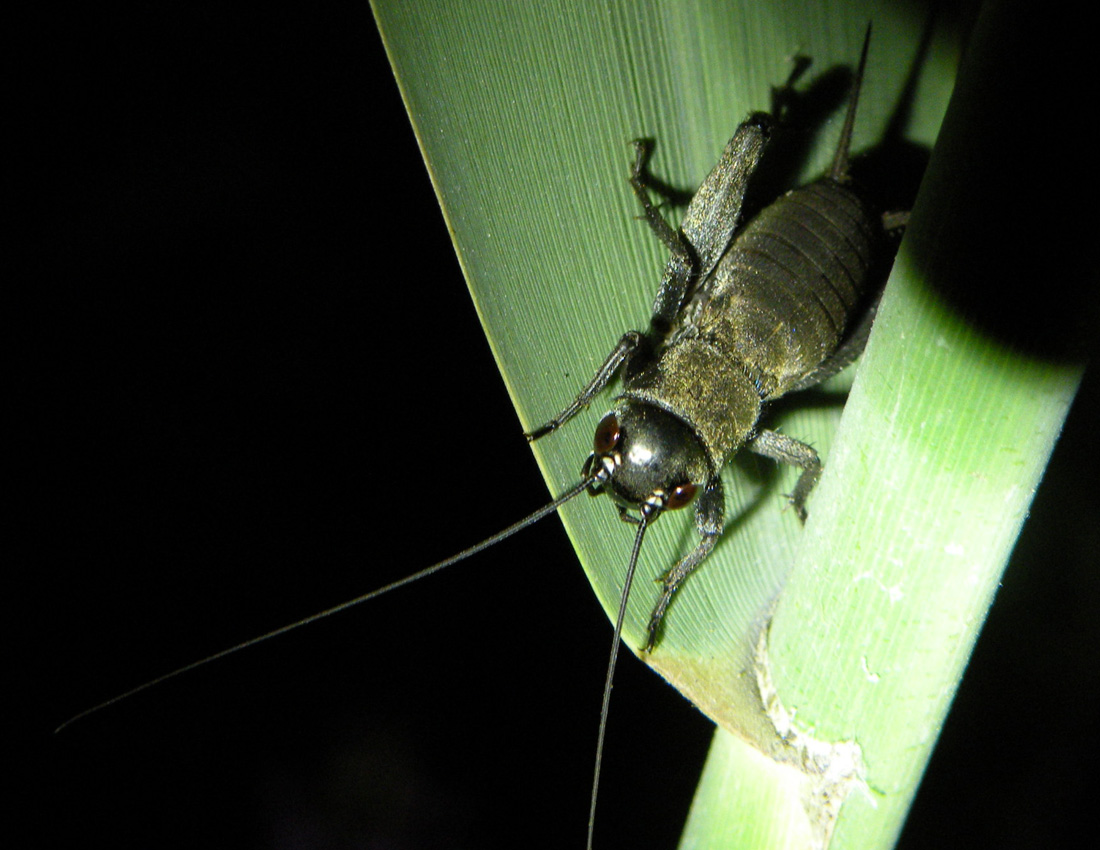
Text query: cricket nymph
530 30 895 653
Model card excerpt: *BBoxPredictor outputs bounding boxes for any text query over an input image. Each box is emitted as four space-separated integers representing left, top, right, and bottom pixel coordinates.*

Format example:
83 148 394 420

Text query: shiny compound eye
592 413 622 454
666 482 697 510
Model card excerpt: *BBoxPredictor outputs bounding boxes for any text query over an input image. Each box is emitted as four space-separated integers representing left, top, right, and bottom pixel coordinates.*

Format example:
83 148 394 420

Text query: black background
23 4 1097 849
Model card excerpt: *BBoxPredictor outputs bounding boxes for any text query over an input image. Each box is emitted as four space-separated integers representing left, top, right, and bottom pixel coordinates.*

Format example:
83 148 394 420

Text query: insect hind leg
627 140 700 332
629 138 695 213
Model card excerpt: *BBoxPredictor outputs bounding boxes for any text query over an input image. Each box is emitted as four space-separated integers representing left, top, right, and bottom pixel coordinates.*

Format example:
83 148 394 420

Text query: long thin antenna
56 474 598 734
830 22 873 182
587 513 649 850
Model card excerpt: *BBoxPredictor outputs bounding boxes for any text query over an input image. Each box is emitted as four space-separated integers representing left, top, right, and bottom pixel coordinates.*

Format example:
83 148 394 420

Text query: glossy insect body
531 30 890 651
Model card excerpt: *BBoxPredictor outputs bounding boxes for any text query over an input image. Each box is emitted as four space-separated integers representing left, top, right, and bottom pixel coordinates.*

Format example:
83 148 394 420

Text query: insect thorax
620 340 762 468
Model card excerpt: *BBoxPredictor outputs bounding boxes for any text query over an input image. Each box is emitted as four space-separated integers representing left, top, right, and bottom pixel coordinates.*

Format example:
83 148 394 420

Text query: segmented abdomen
697 179 879 398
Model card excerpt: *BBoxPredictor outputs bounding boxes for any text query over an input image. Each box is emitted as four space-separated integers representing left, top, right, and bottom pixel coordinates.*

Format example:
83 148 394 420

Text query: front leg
644 476 725 652
747 429 822 522
525 332 644 441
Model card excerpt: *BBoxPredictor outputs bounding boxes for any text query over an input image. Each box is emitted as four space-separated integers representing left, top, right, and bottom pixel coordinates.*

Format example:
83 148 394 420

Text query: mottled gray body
529 31 896 652
626 178 880 468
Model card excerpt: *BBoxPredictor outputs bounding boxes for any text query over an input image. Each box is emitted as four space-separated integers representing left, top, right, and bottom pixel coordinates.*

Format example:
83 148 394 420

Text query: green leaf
371 0 1083 846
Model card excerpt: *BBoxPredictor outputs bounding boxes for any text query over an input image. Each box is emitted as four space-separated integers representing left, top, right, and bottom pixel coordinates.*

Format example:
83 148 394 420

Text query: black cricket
60 26 901 850
528 27 893 655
